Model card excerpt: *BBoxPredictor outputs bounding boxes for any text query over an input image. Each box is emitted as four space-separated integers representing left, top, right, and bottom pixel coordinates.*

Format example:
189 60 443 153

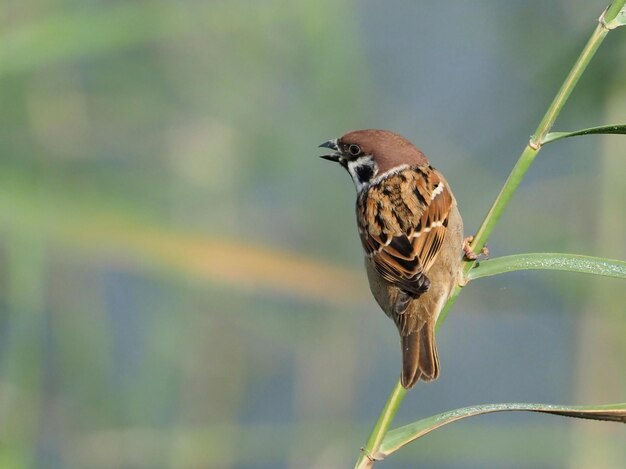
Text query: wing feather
358 166 453 298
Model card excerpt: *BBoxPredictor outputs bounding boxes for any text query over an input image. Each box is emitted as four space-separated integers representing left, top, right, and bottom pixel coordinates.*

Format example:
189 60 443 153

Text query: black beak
319 139 340 162
319 139 338 151
319 153 340 162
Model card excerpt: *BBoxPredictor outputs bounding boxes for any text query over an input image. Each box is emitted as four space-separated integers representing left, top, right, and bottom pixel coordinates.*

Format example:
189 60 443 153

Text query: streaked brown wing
411 174 452 273
358 167 453 297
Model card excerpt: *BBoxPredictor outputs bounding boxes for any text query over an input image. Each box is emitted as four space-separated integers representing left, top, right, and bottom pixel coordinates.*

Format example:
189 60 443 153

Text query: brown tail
400 323 439 389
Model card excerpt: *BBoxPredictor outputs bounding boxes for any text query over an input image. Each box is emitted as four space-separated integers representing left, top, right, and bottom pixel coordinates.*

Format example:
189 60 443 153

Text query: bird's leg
462 236 489 261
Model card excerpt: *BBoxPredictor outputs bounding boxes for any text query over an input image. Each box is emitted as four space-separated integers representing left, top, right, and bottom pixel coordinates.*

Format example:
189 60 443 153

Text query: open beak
319 139 340 162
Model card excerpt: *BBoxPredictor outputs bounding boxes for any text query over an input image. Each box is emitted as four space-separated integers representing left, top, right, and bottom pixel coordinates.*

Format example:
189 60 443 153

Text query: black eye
348 144 361 156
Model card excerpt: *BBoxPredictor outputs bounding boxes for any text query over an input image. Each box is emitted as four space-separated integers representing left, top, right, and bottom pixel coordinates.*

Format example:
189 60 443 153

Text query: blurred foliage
0 1 624 468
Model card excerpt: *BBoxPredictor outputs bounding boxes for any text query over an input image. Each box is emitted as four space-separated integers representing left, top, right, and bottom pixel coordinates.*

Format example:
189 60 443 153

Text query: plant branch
529 25 606 149
354 381 406 469
441 0 625 322
355 3 626 465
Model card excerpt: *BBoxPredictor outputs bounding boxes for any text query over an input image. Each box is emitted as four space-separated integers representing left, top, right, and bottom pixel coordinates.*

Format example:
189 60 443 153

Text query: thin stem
466 145 537 257
354 380 406 469
530 25 606 148
355 3 625 465
469 21 614 259
465 5 625 261
604 0 626 27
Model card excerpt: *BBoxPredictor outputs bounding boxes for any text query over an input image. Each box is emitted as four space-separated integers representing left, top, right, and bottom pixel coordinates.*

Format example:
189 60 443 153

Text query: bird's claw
462 236 489 261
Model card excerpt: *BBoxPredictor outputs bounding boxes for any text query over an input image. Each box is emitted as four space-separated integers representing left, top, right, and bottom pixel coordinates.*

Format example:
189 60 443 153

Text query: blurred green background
1 1 625 468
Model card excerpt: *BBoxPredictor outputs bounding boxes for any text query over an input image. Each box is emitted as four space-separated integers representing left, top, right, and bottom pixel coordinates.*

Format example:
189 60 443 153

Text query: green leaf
375 403 626 459
542 124 626 144
466 253 626 282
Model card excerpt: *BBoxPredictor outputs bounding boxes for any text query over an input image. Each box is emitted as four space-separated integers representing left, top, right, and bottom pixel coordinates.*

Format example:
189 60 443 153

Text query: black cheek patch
356 164 374 184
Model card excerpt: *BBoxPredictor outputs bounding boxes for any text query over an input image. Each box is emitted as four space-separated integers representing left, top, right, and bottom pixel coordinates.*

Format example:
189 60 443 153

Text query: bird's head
319 129 428 192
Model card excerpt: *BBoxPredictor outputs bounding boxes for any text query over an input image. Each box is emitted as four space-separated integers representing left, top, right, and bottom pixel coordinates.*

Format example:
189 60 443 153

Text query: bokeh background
1 1 625 468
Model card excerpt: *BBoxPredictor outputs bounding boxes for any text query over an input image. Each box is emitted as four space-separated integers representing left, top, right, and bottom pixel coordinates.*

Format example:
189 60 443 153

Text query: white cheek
346 161 364 191
347 159 377 193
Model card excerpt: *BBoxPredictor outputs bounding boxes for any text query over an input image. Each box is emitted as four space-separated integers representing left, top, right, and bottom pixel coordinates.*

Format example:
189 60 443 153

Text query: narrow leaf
542 124 626 144
466 253 626 282
375 402 626 459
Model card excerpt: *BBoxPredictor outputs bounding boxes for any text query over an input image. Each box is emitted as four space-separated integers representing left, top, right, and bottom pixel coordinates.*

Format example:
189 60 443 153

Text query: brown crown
339 129 429 174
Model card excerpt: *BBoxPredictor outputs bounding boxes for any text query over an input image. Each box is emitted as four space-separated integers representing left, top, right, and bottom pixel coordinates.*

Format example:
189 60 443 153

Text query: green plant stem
468 145 537 257
604 0 626 28
454 3 624 314
355 3 625 465
530 25 606 147
354 380 406 469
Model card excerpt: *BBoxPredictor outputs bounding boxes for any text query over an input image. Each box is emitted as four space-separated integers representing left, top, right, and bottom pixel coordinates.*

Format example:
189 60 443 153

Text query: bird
319 129 465 389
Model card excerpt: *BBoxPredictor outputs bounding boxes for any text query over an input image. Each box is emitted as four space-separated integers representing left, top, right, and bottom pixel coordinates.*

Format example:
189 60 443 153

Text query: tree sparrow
320 129 464 389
